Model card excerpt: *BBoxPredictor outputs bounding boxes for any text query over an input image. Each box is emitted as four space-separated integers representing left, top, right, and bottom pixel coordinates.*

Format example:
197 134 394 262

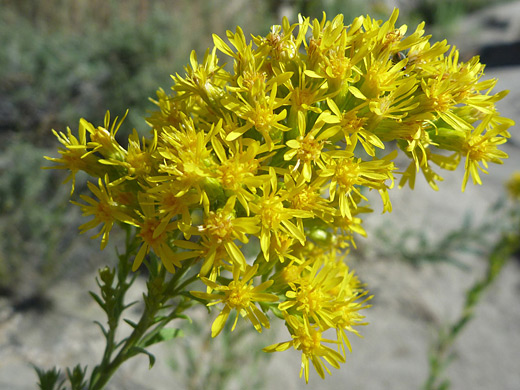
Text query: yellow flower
331 205 371 249
213 25 260 82
286 64 331 117
44 121 101 194
191 264 278 337
72 176 137 249
132 193 186 273
268 233 300 264
460 113 511 191
284 172 336 223
326 98 384 157
398 147 459 190
157 117 216 206
147 87 189 132
211 137 270 213
334 299 370 356
306 14 365 93
222 82 291 150
250 168 313 261
147 181 198 237
263 314 345 383
406 39 450 74
366 77 420 122
172 48 227 109
284 110 340 181
363 8 426 57
330 260 371 355
320 151 396 218
197 196 260 275
47 9 515 382
279 258 343 329
85 111 127 161
253 17 308 62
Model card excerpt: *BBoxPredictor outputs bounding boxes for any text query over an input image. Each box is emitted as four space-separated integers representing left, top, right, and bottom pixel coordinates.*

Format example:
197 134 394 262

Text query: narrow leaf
143 328 184 347
130 346 156 369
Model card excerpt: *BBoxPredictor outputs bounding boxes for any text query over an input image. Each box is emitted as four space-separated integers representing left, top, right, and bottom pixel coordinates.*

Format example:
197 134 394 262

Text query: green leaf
123 300 139 310
124 319 138 329
130 346 156 369
93 321 108 337
33 365 66 390
89 292 105 310
66 364 88 390
143 328 184 347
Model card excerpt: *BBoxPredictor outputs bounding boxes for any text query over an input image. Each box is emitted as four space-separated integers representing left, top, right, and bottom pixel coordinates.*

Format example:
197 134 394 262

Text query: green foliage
370 199 508 267
0 0 275 141
35 366 66 390
0 3 174 139
66 365 88 390
35 228 195 390
0 138 86 302
1 0 514 141
292 0 386 22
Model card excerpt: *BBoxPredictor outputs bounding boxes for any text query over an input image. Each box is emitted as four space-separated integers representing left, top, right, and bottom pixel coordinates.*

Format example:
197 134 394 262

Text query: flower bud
428 127 466 152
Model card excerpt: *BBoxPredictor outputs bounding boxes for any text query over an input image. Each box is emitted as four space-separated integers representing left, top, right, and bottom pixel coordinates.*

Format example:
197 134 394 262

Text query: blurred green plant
0 0 275 142
1 0 515 142
292 0 387 22
423 196 520 390
0 138 87 306
370 199 506 268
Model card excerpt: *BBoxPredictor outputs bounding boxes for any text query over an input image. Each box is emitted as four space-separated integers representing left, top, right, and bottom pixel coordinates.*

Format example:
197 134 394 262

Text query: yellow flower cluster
46 9 513 382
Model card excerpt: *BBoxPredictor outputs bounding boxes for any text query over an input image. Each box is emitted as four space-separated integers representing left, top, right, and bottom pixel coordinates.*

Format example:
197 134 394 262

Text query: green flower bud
428 127 466 152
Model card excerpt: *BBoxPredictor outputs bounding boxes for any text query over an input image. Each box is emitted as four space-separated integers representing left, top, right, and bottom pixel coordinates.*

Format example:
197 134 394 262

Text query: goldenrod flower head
197 195 260 272
263 314 345 383
44 124 98 194
460 113 511 191
72 176 137 250
192 264 278 337
45 8 514 382
132 193 181 272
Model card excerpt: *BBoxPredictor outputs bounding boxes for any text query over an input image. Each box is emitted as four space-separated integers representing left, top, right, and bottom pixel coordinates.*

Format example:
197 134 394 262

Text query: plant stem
423 232 520 390
89 303 154 390
87 246 199 390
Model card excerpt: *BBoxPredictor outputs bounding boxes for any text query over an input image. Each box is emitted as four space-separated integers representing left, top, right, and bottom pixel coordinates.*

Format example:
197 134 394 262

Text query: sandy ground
1 4 520 390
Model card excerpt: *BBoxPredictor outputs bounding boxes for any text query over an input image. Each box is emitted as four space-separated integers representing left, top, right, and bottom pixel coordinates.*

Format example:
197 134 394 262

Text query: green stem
89 300 157 390
423 232 520 390
87 246 199 390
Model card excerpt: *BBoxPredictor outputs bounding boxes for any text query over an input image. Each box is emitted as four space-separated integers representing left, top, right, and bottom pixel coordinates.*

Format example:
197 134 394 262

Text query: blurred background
1 1 519 389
